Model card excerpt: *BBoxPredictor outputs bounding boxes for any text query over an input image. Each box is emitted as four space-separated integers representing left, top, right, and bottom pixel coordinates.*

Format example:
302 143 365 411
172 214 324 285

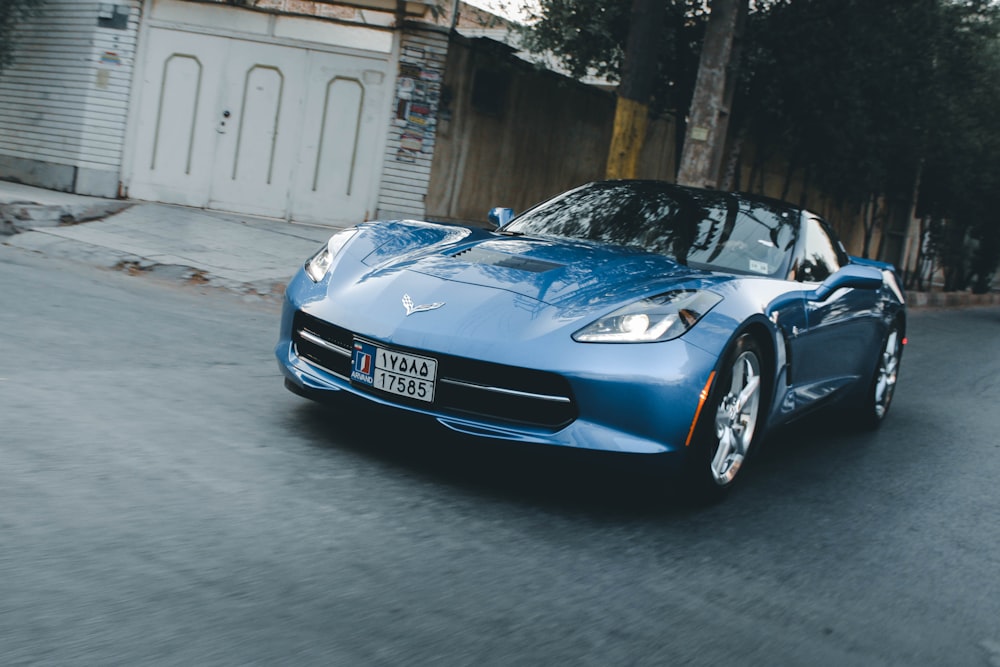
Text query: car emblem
402 293 445 316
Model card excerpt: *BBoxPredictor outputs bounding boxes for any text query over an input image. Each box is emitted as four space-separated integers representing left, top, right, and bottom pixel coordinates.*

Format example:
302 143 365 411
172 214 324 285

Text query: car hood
304 221 732 356
355 221 708 309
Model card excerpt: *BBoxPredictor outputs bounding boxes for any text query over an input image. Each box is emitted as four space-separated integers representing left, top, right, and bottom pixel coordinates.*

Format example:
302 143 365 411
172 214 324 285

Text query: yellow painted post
605 96 649 180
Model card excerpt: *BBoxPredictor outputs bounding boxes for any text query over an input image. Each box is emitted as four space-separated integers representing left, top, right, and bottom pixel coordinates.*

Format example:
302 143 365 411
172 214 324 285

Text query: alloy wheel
874 328 901 419
711 350 761 485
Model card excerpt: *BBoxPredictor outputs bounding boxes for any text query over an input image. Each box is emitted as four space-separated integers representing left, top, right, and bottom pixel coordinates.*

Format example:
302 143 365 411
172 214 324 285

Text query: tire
684 333 766 503
858 323 903 430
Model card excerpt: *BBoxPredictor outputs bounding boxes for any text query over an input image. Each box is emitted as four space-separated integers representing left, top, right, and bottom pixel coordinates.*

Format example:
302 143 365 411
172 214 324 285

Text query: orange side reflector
685 371 716 447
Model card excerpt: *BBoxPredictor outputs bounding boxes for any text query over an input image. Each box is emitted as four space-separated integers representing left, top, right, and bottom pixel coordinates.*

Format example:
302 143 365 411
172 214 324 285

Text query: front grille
292 310 577 429
292 311 354 380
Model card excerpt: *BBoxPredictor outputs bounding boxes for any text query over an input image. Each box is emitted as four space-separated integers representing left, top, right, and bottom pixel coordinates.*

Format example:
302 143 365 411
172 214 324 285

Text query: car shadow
288 395 884 521
289 398 704 518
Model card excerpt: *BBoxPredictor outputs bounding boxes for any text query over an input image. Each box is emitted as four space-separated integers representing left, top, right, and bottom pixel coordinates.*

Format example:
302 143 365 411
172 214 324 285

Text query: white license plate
350 339 437 403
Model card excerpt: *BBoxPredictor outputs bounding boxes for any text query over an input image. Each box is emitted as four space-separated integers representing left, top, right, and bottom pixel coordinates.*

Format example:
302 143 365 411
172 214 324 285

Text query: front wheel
684 333 765 502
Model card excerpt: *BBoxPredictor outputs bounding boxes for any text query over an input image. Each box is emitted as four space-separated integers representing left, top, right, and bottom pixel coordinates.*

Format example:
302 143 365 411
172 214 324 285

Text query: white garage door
127 27 389 224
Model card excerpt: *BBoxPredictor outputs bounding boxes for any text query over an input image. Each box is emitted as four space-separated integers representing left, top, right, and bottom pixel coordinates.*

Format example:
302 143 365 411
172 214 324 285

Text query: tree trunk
719 127 745 191
676 0 749 188
606 98 651 179
780 150 799 202
907 215 929 291
746 142 769 195
798 165 811 209
605 0 666 179
898 161 924 281
875 201 891 262
861 194 876 259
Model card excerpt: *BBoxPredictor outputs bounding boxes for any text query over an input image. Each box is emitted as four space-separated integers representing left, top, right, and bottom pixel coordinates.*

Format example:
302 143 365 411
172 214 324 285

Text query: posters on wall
393 47 442 164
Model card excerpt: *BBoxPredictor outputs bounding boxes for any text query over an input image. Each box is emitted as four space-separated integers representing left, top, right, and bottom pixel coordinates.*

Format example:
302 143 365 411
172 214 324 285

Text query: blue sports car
276 181 905 500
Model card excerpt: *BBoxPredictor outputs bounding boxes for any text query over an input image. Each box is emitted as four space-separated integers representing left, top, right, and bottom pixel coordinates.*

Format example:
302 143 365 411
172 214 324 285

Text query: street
2 244 999 666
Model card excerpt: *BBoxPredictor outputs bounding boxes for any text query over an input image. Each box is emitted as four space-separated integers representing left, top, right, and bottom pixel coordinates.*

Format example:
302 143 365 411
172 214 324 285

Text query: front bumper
276 298 719 458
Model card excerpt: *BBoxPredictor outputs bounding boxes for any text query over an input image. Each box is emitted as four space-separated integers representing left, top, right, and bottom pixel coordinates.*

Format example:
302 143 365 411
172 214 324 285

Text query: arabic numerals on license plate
378 350 432 378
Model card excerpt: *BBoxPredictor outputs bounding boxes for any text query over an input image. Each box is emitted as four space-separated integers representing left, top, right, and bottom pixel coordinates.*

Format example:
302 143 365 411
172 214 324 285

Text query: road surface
2 245 998 666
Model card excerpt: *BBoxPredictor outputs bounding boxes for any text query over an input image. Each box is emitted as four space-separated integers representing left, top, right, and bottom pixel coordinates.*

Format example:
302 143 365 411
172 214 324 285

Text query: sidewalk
1 180 337 300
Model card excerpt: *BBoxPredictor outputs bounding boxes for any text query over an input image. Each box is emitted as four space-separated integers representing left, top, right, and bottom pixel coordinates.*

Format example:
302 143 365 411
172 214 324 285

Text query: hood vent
450 247 562 274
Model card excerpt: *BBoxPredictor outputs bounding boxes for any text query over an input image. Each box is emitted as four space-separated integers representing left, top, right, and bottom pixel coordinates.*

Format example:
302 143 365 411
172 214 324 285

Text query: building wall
375 24 450 220
0 0 142 196
0 0 440 219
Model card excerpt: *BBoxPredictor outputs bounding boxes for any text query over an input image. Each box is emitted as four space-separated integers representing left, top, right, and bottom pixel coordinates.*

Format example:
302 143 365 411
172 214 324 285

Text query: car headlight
304 229 358 282
573 290 723 343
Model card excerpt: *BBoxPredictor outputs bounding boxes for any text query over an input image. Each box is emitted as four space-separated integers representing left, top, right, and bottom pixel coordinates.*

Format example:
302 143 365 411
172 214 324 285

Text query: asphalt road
2 245 999 666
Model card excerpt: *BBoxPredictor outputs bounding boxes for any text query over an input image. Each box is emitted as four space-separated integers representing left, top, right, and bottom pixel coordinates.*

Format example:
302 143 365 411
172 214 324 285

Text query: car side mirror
766 264 883 316
488 207 515 229
811 264 883 302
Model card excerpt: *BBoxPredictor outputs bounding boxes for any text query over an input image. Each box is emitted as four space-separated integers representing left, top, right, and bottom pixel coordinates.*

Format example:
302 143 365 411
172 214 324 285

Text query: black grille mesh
292 310 576 429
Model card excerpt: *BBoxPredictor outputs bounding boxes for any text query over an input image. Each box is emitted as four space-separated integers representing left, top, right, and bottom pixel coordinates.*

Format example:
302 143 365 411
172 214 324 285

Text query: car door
786 216 882 408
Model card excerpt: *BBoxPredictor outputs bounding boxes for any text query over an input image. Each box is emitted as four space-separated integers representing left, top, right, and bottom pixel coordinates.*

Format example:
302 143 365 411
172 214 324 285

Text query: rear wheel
859 323 903 429
685 333 765 502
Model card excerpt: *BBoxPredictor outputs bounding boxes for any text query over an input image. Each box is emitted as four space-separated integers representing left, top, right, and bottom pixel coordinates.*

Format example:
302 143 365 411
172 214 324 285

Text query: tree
731 0 1000 285
522 0 1000 288
912 1 1000 291
0 0 44 74
676 0 747 188
732 1 939 245
522 0 746 185
605 0 667 179
520 0 709 176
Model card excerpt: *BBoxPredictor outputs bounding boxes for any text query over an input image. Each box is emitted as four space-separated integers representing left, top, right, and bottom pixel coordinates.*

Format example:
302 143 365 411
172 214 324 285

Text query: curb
905 290 1000 309
3 229 288 303
0 200 132 236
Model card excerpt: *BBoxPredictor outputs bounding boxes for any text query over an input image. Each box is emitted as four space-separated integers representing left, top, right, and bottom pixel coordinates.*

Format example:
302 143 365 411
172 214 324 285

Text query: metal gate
127 27 389 224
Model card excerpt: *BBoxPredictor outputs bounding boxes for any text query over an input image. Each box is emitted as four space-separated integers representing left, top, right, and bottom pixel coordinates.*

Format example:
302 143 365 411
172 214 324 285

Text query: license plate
350 339 437 403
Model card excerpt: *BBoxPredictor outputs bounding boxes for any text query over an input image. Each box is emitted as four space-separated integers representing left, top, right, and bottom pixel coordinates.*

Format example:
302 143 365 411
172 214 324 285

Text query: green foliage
0 0 44 73
522 0 1000 290
739 1 932 202
915 3 1000 291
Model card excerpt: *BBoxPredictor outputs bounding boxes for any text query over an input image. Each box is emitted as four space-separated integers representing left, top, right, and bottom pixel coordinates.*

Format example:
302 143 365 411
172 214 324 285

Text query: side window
793 218 845 283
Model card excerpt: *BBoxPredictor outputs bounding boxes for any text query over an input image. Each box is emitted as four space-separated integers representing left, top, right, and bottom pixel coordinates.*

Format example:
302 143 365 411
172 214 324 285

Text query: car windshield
502 182 799 277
